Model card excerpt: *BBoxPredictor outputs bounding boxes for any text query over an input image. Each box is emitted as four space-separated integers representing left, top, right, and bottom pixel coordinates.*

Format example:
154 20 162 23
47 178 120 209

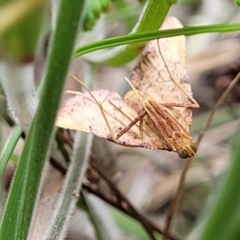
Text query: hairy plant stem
44 132 92 240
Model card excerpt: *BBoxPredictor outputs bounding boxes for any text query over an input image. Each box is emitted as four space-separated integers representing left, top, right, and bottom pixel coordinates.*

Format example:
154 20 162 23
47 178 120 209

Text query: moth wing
129 17 193 130
57 89 168 149
163 16 186 65
130 16 190 101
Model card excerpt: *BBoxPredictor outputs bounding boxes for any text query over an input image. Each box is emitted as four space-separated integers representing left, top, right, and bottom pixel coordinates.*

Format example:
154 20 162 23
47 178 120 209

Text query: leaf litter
56 17 199 159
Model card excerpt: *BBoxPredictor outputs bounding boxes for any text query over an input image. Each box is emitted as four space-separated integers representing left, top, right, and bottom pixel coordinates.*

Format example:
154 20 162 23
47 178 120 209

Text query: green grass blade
74 23 240 61
198 126 240 240
0 126 22 216
0 126 22 177
78 193 105 240
111 208 150 240
0 0 85 239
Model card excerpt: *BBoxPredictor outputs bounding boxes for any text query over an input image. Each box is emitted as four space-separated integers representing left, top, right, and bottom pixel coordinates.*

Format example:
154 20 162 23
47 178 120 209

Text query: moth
56 17 199 158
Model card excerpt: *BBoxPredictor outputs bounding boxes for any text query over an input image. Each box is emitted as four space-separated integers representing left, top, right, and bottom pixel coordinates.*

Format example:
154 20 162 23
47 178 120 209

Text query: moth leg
108 100 148 140
140 117 144 140
161 103 198 108
116 110 147 140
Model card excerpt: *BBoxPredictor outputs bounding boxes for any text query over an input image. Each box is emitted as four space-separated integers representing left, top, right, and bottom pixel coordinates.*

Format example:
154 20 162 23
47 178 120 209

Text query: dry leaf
56 17 198 158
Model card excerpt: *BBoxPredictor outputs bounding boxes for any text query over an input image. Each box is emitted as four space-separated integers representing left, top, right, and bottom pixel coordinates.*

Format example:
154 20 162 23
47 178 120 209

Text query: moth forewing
156 39 199 108
72 74 153 142
130 17 198 110
57 83 162 148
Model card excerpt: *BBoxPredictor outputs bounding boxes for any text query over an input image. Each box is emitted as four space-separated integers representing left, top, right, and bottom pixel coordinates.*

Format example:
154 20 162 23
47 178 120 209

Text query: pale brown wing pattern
129 17 195 133
57 89 170 149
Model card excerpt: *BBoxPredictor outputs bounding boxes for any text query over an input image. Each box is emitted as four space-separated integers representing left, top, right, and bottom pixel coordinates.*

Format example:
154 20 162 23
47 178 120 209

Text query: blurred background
2 0 240 239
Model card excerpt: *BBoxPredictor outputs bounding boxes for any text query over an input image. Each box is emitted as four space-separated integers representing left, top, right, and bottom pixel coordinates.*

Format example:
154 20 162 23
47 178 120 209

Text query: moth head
177 141 197 159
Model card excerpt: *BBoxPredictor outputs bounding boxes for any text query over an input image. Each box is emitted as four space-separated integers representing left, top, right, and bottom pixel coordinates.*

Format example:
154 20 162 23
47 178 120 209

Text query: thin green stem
45 132 92 240
0 126 22 177
78 193 104 240
0 0 85 239
75 23 240 61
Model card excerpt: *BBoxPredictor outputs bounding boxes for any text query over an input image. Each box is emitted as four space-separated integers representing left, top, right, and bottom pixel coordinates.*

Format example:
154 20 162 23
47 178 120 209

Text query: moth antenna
108 100 136 121
102 92 111 105
70 75 116 141
65 90 82 95
124 77 144 99
156 40 199 108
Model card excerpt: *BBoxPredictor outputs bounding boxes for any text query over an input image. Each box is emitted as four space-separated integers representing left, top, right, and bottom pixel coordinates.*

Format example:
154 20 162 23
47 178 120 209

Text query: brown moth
56 17 199 158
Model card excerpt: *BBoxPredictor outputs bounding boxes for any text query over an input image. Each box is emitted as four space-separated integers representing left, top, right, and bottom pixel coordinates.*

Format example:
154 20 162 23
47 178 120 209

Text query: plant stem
0 0 85 239
44 132 92 240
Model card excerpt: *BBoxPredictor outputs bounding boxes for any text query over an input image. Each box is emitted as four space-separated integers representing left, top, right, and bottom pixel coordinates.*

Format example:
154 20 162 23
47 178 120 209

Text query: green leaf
83 0 111 31
74 23 240 62
0 0 85 239
198 126 240 240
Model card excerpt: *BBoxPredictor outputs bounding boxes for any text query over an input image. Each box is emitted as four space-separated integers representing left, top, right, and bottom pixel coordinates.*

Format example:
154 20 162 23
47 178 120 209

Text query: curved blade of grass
75 23 240 64
81 0 176 66
0 126 22 177
84 195 122 240
44 132 92 240
198 126 240 240
0 0 85 239
78 193 104 240
111 208 151 240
